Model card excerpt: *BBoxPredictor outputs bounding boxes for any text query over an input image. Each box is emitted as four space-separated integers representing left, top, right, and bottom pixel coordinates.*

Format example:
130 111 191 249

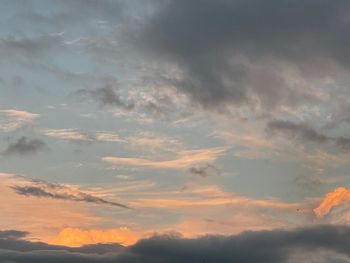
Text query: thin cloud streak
10 177 130 209
102 147 227 169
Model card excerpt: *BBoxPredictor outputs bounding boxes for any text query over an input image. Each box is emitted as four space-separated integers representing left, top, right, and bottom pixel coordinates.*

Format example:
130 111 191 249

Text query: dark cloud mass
0 231 28 241
267 120 350 149
3 137 46 156
10 178 129 209
1 225 350 262
135 0 350 112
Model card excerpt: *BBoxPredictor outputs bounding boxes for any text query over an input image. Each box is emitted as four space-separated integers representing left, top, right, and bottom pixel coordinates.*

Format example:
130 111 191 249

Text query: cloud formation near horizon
1 225 350 262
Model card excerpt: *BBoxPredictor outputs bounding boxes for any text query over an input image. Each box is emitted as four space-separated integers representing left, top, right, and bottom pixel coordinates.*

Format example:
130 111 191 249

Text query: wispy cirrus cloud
41 128 123 143
267 120 350 150
41 128 92 142
102 147 227 170
10 177 130 209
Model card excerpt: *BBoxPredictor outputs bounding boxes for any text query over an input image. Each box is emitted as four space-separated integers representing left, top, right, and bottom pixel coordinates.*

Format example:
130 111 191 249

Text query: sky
2 0 350 262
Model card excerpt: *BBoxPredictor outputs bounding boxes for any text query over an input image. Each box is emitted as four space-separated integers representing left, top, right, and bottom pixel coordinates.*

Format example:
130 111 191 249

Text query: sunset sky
2 0 350 262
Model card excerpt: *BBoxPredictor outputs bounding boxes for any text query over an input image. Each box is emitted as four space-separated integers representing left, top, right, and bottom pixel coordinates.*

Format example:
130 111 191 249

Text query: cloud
132 185 299 210
267 120 330 143
267 120 350 150
41 128 123 143
78 82 134 111
41 128 92 142
51 227 139 247
0 230 28 240
0 109 39 132
188 163 221 177
10 177 129 209
0 228 124 255
3 137 47 156
95 132 124 143
0 173 103 245
127 132 183 155
314 187 350 218
133 0 350 114
102 147 226 169
1 225 350 262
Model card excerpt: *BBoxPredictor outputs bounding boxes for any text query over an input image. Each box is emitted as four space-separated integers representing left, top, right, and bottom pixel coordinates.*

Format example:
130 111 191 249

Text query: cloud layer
2 225 350 262
134 0 350 115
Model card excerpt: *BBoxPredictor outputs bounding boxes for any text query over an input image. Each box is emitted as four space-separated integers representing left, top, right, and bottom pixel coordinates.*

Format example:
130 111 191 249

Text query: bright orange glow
50 227 139 247
314 187 350 218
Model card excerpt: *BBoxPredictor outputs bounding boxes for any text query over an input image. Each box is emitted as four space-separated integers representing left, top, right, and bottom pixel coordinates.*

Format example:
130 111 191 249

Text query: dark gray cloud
0 231 28 241
3 137 47 156
134 0 350 113
78 83 135 111
267 120 350 150
1 225 350 262
10 178 129 209
267 120 330 144
188 163 221 177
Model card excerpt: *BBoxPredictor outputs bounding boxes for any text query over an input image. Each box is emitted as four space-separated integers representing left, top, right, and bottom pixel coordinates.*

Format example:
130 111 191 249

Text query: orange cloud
102 147 226 169
41 128 91 141
132 185 299 211
314 187 350 218
51 227 140 247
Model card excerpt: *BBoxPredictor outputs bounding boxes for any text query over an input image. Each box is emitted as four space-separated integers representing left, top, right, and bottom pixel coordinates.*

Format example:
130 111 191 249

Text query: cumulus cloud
10 177 129 209
3 137 47 156
1 225 350 262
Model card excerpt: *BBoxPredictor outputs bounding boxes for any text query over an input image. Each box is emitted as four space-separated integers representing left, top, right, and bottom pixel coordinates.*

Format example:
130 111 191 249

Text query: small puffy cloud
188 163 221 177
3 136 47 156
0 109 39 132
